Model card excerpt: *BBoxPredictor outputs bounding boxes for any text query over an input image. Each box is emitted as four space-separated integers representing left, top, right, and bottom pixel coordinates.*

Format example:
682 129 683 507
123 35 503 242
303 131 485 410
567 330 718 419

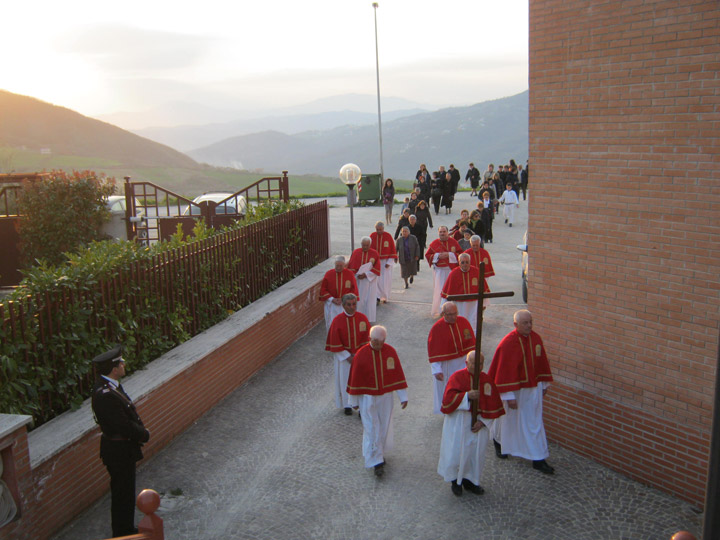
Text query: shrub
16 170 116 267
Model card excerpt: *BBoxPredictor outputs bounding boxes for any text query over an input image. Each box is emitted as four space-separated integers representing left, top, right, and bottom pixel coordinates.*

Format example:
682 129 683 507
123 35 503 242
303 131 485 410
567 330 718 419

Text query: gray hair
470 235 482 244
369 325 387 341
459 253 471 262
375 221 385 228
334 255 346 263
361 236 372 244
401 226 410 232
341 293 358 304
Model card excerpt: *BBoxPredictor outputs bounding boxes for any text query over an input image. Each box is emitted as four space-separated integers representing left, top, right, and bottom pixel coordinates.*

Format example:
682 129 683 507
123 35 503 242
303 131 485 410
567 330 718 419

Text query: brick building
529 0 719 505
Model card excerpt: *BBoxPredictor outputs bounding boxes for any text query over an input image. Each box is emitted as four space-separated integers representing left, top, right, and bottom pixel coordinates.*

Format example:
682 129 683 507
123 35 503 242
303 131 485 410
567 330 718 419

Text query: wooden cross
446 261 514 426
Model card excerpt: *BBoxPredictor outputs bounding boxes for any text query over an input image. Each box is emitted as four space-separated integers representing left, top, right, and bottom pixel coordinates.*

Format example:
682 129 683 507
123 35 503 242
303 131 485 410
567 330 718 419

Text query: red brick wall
2 282 323 540
529 0 720 505
0 424 32 539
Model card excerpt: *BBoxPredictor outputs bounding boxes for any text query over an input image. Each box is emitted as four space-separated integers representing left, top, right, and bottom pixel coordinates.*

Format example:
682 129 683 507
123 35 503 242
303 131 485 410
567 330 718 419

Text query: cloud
55 24 215 73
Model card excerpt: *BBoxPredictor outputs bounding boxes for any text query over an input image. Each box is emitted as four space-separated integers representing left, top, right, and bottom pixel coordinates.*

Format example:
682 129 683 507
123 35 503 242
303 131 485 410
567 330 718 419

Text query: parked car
183 192 247 216
517 230 528 303
102 195 145 241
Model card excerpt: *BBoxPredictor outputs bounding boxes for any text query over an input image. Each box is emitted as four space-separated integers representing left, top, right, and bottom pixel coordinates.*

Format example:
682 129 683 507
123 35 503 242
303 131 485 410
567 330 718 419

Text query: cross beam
446 261 514 425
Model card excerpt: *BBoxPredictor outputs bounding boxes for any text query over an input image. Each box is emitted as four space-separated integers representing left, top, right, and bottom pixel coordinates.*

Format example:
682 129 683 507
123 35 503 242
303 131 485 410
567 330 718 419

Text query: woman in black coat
413 200 433 254
416 176 431 202
441 172 454 214
429 173 442 215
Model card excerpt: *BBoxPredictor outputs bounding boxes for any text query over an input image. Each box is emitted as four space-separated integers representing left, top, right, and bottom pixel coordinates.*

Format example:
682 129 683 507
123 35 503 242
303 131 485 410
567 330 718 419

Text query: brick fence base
0 259 331 540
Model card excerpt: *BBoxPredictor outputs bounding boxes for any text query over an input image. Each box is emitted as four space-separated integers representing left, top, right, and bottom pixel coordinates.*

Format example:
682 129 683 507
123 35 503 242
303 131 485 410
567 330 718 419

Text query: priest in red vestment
488 309 555 474
370 221 398 304
440 253 487 331
347 325 408 476
319 256 359 331
438 351 505 496
347 237 381 323
464 235 495 302
326 293 370 416
425 226 462 318
427 302 475 414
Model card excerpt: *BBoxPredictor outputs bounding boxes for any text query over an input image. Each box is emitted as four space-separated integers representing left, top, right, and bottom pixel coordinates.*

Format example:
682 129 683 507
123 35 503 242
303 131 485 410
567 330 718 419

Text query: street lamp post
372 2 385 181
339 163 362 252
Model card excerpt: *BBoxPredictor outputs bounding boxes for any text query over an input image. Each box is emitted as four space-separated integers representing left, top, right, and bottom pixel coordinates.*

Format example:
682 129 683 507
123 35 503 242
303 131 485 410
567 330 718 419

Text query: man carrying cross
444 261 514 429
437 350 505 496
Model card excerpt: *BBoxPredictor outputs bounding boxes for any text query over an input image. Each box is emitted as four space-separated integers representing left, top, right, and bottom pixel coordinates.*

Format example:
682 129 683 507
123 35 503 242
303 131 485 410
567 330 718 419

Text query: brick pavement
53 194 703 540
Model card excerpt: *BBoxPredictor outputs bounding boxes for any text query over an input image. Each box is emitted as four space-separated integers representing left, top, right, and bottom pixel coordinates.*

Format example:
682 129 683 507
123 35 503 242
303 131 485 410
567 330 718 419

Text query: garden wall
0 259 331 540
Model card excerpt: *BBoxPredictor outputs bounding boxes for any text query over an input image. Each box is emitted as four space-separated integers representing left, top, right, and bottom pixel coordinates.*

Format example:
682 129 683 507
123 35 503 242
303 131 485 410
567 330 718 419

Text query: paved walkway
54 192 703 539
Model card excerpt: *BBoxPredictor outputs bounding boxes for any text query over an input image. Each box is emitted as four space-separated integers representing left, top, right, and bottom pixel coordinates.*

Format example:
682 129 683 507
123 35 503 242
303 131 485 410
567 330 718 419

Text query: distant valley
185 91 529 179
0 89 528 195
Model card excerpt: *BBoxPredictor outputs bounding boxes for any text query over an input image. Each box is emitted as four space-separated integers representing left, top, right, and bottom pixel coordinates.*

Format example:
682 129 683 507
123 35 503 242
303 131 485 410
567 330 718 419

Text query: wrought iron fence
0 201 329 425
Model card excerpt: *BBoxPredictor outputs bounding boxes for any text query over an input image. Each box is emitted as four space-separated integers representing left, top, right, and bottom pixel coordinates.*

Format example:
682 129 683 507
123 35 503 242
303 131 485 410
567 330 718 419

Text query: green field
1 147 415 199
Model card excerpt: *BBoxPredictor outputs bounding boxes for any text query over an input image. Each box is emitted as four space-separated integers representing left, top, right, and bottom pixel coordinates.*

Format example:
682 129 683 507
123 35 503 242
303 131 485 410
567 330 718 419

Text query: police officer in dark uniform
91 346 150 537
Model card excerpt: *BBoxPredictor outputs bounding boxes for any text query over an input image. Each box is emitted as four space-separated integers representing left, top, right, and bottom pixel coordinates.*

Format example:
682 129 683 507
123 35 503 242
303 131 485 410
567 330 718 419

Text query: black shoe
374 462 385 477
505 219 508 223
376 298 380 305
409 276 413 284
461 479 485 494
532 460 555 474
358 412 361 420
509 223 512 227
451 480 462 496
344 407 352 416
493 439 508 459
404 283 408 289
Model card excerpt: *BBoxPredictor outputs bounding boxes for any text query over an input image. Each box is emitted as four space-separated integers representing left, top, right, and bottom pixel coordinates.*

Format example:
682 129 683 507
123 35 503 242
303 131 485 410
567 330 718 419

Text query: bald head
441 301 458 324
466 350 485 374
513 309 533 336
369 325 387 350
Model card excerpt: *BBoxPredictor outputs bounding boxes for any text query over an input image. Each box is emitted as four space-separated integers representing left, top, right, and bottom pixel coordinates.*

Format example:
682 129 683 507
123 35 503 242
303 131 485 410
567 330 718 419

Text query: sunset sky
2 0 528 125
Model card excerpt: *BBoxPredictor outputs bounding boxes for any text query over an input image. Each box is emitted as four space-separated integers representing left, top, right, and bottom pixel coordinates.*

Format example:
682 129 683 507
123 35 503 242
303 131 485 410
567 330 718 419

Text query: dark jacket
92 377 149 464
394 216 411 239
414 204 433 230
449 168 461 193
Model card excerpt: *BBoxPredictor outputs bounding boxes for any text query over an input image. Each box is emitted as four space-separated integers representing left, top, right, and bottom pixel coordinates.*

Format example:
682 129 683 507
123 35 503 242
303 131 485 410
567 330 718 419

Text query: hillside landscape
186 91 529 179
0 89 528 196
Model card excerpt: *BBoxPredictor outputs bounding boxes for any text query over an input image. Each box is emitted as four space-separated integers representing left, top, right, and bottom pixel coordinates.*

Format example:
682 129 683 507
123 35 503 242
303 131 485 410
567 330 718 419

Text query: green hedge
0 199 309 426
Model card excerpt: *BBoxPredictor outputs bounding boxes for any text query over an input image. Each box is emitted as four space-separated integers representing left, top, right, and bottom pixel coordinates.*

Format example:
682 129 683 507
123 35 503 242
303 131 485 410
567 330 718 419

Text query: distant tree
17 170 116 266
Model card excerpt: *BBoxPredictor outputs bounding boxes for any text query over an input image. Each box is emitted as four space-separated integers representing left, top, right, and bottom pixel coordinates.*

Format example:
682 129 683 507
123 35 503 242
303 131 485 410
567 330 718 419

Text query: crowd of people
319 184 554 497
386 160 529 246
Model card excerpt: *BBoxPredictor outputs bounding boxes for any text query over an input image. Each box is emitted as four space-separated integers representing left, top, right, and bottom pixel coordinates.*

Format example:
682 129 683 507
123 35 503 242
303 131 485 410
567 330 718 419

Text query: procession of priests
319 219 554 494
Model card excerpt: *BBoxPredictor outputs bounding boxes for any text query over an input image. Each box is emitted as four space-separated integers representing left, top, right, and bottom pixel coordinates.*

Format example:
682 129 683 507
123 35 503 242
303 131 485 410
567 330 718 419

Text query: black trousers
106 458 137 536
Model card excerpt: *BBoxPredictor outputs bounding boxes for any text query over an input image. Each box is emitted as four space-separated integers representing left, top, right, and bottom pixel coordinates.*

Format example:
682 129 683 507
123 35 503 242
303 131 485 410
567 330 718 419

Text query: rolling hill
187 91 529 179
0 90 200 169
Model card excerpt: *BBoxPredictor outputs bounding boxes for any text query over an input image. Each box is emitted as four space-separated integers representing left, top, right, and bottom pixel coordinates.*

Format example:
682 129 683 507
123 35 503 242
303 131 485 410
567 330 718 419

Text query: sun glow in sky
2 0 528 126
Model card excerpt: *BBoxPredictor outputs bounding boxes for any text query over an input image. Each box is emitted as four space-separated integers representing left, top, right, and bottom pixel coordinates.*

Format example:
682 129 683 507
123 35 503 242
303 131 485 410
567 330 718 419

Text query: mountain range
187 91 529 179
0 89 528 185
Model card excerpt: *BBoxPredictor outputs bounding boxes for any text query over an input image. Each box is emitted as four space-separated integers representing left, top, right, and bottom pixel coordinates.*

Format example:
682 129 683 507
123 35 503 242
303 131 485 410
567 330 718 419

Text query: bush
16 170 115 267
0 200 318 427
